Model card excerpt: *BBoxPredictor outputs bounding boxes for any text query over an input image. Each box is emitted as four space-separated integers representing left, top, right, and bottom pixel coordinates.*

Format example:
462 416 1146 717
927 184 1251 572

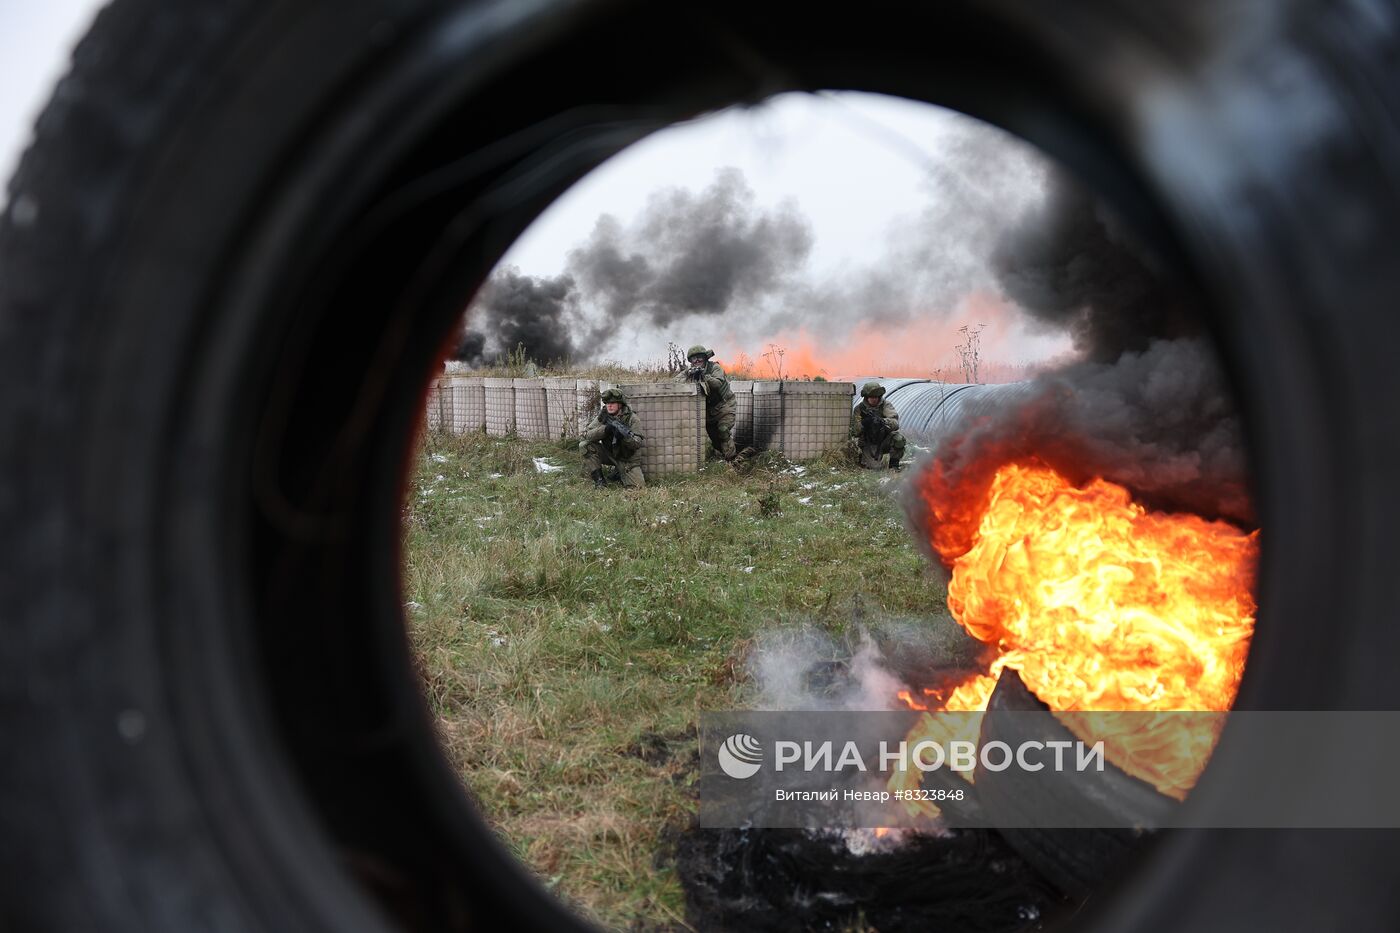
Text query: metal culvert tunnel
850 378 1040 448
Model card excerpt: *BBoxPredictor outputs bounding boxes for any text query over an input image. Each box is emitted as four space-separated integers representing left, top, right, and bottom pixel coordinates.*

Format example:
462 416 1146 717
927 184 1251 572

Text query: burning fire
897 461 1257 801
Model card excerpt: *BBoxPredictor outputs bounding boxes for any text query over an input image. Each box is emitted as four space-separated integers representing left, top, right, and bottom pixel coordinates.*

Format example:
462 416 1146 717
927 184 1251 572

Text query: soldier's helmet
860 381 886 399
686 345 714 360
600 388 626 404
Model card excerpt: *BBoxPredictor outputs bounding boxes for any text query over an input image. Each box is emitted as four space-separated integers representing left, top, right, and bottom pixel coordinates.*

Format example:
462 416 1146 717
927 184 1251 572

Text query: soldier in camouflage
677 344 737 460
851 381 906 470
580 388 646 488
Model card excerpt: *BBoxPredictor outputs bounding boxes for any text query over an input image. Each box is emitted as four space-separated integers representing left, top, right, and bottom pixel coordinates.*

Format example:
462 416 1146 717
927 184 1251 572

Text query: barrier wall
542 377 577 438
752 380 783 452
780 381 855 458
425 379 445 433
613 382 706 476
484 377 515 436
513 378 549 439
575 379 599 434
731 380 754 451
428 372 859 464
446 375 484 434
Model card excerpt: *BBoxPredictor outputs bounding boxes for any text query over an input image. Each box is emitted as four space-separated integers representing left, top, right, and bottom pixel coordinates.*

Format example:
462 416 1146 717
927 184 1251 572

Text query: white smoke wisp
746 626 911 713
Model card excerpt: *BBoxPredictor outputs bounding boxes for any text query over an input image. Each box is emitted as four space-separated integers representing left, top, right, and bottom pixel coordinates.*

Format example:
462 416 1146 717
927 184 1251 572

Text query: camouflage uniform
580 390 646 488
851 382 906 470
677 345 737 459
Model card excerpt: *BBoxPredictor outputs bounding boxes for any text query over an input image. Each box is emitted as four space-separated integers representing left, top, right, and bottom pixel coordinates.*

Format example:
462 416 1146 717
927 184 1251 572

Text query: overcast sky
5 3 1071 377
0 1 97 196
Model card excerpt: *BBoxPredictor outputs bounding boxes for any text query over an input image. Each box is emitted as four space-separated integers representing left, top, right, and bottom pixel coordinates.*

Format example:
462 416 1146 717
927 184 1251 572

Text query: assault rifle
602 413 634 441
859 405 888 442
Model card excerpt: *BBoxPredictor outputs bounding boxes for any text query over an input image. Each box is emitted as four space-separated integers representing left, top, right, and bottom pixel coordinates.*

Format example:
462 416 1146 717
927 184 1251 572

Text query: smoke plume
455 267 577 366
991 173 1198 362
566 167 813 343
913 339 1253 547
459 115 1052 363
908 170 1252 546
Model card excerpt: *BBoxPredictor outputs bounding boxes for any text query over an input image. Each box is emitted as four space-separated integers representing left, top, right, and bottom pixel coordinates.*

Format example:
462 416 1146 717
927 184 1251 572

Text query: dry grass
402 431 951 929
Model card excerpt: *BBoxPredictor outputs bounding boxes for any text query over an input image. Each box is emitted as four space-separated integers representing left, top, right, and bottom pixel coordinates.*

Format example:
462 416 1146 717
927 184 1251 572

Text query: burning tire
3 1 1399 931
973 671 1178 900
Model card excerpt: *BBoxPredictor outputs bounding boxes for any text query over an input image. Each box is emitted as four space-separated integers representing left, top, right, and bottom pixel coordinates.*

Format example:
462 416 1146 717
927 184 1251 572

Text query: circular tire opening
4 2 1399 931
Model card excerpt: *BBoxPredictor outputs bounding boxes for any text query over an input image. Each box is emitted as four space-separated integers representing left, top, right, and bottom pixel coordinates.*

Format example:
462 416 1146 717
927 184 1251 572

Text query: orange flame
898 461 1257 802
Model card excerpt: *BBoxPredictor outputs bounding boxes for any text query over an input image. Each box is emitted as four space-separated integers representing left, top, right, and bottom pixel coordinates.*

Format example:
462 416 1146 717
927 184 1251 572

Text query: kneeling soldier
581 388 646 488
851 381 906 470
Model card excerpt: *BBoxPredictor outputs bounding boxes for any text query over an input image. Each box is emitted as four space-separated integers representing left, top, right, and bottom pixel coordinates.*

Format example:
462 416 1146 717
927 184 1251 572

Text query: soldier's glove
607 419 634 441
862 408 888 442
687 367 705 382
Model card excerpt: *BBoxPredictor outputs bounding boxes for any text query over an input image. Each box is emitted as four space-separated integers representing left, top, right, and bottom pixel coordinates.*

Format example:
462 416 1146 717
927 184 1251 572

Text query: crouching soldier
851 381 906 470
677 344 737 459
581 388 646 488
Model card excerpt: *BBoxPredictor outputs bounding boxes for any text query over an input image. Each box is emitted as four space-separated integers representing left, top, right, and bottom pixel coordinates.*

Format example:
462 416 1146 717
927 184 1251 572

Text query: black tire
2 1 1399 931
974 671 1177 900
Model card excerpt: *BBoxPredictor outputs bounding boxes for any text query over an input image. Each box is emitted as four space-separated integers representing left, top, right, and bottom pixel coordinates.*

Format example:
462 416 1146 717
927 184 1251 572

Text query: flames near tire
896 460 1258 804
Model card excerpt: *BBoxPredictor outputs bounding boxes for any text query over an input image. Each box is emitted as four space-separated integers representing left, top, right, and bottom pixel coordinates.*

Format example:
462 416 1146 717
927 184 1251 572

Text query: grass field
401 431 961 929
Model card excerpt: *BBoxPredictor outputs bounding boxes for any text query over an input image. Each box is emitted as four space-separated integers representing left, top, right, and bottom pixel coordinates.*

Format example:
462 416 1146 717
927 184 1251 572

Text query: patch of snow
532 457 564 473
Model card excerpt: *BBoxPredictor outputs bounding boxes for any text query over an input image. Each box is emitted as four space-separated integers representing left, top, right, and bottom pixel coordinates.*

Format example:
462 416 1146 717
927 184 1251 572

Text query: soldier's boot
590 469 607 488
888 453 903 471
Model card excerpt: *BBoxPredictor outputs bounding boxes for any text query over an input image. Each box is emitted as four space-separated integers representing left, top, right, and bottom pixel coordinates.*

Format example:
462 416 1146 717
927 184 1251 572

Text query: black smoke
913 172 1253 535
992 173 1197 363
459 123 1052 362
924 340 1253 532
454 267 577 366
565 167 813 349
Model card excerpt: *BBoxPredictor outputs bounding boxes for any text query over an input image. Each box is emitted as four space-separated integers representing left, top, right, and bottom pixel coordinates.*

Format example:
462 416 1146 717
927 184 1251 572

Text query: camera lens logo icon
718 733 764 779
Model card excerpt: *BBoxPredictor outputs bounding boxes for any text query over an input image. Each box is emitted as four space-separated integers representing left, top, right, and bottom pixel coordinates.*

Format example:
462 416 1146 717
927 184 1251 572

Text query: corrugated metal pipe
849 378 1039 448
